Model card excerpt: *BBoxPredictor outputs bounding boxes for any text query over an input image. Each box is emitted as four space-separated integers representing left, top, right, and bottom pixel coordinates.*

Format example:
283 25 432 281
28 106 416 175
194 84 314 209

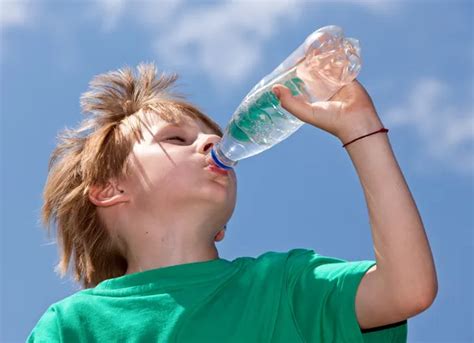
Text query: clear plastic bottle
210 25 362 170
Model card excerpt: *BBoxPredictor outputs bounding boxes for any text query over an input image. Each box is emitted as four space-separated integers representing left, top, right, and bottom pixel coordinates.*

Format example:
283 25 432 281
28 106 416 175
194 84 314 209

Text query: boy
28 63 437 342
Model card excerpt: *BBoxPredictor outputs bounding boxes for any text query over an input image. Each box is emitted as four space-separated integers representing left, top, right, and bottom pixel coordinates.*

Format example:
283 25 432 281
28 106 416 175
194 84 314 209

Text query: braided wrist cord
342 127 389 148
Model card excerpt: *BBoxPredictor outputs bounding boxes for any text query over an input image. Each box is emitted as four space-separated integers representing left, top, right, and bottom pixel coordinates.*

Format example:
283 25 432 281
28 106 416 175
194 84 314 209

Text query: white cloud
90 0 303 85
94 0 128 33
2 0 405 78
0 0 37 61
90 0 404 86
149 0 303 86
0 0 31 29
383 78 474 175
89 0 184 32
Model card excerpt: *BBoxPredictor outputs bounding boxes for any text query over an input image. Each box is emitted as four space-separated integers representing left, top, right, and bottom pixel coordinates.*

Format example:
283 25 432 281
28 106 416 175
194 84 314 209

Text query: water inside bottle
223 68 306 161
213 25 361 167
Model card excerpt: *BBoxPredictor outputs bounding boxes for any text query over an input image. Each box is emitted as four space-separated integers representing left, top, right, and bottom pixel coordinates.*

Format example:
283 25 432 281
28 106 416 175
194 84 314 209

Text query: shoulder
232 248 317 268
27 290 89 342
53 288 96 307
231 248 339 277
35 288 97 322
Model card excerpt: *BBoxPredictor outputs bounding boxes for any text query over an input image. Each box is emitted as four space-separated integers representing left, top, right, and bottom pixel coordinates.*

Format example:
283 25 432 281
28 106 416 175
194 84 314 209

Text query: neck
121 213 222 275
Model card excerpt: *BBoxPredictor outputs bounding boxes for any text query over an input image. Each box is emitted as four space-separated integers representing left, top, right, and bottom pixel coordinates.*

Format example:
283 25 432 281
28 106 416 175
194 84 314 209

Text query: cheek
148 165 190 191
129 167 193 209
147 159 200 192
126 156 174 195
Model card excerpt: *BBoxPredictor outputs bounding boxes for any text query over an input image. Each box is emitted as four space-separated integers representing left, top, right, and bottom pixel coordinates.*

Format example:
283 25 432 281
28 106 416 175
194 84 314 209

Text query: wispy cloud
86 0 303 86
2 0 405 80
87 0 184 32
0 0 37 61
90 0 404 86
93 0 128 33
383 77 473 175
151 1 302 86
0 0 31 29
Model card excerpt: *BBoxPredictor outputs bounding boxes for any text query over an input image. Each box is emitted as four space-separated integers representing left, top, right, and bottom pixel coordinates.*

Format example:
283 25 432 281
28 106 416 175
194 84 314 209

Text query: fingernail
273 87 281 98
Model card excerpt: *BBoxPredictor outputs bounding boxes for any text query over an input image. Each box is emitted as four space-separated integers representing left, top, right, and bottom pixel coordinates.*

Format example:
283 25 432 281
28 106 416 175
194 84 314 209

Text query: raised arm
273 80 438 329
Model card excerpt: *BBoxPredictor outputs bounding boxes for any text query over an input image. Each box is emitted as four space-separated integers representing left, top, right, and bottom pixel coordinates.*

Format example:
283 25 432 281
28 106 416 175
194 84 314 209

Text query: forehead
121 108 222 144
136 110 217 136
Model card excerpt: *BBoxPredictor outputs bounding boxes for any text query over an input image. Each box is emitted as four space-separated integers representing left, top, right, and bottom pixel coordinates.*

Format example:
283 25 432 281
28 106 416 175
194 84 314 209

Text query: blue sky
1 0 472 342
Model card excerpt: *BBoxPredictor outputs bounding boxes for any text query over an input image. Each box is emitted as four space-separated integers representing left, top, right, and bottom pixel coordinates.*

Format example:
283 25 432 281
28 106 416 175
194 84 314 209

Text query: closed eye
166 136 186 143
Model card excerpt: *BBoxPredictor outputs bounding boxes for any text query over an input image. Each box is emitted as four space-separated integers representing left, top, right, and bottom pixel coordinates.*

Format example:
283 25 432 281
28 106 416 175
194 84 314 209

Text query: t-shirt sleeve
27 305 61 343
285 248 407 343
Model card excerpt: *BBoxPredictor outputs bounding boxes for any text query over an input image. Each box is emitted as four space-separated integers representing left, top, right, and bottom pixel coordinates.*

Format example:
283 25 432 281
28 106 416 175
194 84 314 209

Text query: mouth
205 155 229 176
206 164 229 176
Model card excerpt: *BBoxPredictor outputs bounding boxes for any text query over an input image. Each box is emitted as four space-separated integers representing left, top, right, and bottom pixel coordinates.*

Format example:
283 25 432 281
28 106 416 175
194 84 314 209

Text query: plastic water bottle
210 25 362 170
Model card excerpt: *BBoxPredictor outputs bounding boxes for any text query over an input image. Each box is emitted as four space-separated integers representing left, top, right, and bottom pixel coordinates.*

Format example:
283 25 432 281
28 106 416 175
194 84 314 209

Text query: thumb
272 84 313 123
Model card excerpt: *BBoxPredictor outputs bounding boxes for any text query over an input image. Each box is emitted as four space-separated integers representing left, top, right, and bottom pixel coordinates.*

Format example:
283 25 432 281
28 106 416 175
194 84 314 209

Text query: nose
198 134 221 155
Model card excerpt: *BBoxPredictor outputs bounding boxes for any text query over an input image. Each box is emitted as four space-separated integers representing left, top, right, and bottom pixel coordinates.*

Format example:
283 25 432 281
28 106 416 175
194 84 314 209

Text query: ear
88 181 129 207
214 228 226 242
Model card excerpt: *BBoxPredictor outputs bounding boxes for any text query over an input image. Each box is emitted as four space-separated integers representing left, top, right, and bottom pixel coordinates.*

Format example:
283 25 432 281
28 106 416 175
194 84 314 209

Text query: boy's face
122 114 237 231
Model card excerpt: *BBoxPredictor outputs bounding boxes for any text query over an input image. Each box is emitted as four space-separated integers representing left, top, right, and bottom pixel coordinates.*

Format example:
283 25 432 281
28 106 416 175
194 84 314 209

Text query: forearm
275 77 438 305
345 130 438 305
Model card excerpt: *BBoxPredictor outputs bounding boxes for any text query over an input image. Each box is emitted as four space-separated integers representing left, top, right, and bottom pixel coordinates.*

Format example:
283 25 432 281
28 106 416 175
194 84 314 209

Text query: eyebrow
162 120 216 134
154 117 219 137
154 122 195 137
158 122 188 131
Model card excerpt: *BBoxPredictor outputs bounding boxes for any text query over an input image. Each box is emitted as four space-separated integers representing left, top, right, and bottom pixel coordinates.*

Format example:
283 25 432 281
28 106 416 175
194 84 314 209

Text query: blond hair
42 63 223 289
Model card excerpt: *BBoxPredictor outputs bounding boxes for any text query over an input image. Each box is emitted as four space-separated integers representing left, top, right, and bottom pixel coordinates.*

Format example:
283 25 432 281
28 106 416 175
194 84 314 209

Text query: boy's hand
272 79 385 145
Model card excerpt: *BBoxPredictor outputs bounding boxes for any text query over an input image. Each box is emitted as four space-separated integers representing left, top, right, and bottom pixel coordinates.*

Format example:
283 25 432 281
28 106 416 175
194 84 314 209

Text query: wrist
342 127 389 148
337 114 384 145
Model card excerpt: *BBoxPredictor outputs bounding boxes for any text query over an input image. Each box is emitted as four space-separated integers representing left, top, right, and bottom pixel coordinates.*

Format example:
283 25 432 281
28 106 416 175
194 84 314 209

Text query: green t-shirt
27 248 407 342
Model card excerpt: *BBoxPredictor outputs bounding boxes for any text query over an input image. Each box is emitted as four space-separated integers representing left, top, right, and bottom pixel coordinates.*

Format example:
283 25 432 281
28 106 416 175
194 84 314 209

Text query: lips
207 164 229 176
205 155 229 175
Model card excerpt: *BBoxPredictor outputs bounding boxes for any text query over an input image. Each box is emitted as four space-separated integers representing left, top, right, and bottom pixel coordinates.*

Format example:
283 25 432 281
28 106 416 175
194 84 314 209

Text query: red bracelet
342 127 389 148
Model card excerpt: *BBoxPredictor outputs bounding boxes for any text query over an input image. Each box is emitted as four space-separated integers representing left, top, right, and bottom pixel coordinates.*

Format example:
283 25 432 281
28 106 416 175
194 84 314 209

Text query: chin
200 183 236 212
199 178 235 199
202 188 235 208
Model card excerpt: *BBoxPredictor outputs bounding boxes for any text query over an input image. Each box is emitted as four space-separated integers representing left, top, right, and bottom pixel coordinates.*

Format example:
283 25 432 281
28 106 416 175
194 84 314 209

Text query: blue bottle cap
211 148 233 170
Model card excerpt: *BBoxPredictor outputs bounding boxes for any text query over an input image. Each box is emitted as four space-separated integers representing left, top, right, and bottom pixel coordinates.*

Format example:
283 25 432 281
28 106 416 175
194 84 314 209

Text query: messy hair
42 62 223 289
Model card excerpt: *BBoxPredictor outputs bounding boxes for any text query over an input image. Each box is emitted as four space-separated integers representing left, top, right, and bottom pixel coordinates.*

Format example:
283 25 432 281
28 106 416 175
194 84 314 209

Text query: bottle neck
211 144 237 170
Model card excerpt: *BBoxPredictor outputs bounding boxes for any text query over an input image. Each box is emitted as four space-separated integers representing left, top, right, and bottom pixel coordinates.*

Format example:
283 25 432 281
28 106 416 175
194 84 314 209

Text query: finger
273 84 343 130
272 84 313 123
